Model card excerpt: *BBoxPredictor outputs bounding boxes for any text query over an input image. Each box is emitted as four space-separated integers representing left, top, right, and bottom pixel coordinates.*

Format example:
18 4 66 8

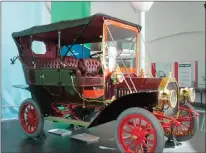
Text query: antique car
12 13 199 153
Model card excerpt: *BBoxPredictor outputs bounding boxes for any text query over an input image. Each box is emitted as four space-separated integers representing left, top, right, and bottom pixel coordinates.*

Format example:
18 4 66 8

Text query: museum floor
2 106 205 153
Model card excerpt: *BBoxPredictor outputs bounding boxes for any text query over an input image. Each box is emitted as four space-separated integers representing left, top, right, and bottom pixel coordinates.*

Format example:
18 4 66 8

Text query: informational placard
198 61 206 88
178 62 192 87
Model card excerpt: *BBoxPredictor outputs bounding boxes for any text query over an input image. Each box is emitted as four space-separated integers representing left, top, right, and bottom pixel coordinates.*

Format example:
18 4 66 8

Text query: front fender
88 91 158 128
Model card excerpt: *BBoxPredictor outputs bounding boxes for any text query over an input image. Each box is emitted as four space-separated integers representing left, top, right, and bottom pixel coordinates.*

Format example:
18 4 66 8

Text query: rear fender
13 85 30 90
88 91 158 128
13 85 47 115
13 85 36 97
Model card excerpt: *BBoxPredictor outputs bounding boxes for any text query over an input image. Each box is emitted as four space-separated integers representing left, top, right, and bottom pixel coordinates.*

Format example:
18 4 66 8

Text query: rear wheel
165 102 199 141
115 107 165 153
18 98 44 138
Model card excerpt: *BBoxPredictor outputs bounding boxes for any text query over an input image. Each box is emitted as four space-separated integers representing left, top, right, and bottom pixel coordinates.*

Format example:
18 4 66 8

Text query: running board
44 116 90 127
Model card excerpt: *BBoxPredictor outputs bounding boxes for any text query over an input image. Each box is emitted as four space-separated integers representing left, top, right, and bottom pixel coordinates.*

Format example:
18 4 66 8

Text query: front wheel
18 98 44 138
115 107 165 153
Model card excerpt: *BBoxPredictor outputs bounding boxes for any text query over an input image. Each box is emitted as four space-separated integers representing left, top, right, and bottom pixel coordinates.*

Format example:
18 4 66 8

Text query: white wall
145 2 205 63
91 2 205 63
91 2 139 24
144 2 205 104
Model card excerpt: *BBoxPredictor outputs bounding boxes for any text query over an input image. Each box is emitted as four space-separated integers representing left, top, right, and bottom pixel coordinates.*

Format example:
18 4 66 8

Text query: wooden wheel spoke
179 125 187 133
27 105 31 110
27 125 31 131
142 141 151 151
181 113 189 118
132 118 137 127
140 144 145 153
123 129 133 134
134 143 139 153
125 122 134 130
32 120 37 126
181 122 190 129
25 111 29 116
23 119 27 125
144 137 154 142
30 109 35 114
123 135 132 141
144 124 154 131
22 115 27 121
144 128 154 135
139 118 142 125
125 139 136 149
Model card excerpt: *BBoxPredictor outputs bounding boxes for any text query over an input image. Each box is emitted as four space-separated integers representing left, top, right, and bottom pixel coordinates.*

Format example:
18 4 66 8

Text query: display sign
197 61 206 88
61 45 90 59
178 62 192 87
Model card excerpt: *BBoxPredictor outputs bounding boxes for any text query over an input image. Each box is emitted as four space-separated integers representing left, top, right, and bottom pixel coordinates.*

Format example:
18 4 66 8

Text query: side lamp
179 87 195 103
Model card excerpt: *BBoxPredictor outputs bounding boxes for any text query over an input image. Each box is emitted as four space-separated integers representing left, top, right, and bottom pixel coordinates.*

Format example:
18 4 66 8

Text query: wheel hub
131 127 146 141
27 111 36 125
27 112 33 120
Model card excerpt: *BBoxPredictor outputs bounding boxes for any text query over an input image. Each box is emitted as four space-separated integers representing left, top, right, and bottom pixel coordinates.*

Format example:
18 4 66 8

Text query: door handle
40 75 44 79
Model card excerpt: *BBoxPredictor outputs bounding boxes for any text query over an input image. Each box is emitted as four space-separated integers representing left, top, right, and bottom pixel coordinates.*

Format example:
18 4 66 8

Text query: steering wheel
90 51 102 58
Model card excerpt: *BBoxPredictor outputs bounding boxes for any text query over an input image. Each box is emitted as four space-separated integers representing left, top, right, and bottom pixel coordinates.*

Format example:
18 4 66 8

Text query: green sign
51 2 91 22
179 64 191 67
51 2 91 49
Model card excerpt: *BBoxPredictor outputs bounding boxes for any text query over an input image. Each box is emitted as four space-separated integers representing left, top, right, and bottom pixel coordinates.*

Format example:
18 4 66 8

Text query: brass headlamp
158 89 177 108
180 87 195 103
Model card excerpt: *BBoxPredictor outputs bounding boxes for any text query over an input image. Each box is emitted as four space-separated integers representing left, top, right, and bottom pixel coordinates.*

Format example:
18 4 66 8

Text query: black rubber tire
114 107 165 153
18 98 44 138
175 102 199 142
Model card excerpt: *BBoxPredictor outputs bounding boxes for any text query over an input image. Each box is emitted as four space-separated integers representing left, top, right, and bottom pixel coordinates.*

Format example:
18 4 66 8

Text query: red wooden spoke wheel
115 108 165 153
20 102 39 134
165 102 199 141
19 98 44 138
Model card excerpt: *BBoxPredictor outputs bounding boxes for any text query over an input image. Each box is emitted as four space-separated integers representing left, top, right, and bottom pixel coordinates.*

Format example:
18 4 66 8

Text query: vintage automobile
12 13 199 153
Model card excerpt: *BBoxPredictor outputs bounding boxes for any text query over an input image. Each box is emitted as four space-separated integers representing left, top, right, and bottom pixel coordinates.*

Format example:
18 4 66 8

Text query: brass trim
157 73 179 109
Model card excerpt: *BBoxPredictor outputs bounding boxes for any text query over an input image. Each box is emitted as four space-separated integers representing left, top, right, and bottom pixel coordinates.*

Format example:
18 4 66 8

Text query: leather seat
22 58 61 69
78 58 103 86
78 58 103 77
62 56 79 69
38 59 60 69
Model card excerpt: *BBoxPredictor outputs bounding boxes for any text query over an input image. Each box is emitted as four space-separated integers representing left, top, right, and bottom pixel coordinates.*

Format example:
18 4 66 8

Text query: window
31 41 46 54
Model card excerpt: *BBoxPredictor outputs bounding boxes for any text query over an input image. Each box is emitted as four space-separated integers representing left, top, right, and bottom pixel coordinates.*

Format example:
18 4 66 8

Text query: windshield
103 22 137 74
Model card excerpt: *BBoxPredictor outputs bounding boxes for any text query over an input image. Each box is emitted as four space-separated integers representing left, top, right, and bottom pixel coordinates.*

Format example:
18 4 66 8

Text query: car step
44 116 90 127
